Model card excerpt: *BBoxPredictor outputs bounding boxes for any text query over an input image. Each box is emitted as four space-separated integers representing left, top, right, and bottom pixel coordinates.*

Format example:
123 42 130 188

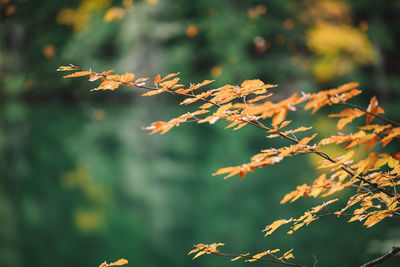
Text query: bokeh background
1 0 400 266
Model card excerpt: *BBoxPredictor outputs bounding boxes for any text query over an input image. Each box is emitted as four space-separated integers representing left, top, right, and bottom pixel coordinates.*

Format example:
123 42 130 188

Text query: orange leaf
141 88 166 96
366 96 385 125
110 259 128 266
279 120 292 129
329 109 364 130
160 72 180 82
121 72 135 83
63 71 91 78
154 74 161 84
102 70 115 76
135 77 150 85
160 77 180 89
272 109 287 126
92 80 121 91
248 94 272 103
89 72 102 82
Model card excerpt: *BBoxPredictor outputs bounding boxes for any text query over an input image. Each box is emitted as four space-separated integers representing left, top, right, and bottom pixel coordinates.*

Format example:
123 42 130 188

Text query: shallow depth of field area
1 1 400 267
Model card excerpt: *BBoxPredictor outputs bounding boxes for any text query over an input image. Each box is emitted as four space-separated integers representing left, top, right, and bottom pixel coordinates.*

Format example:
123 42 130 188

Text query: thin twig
80 67 398 198
212 251 306 267
337 102 400 127
247 120 396 198
312 254 318 267
360 246 400 267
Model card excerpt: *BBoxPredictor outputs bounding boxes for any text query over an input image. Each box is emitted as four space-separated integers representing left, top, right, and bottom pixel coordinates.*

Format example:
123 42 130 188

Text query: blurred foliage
1 0 400 266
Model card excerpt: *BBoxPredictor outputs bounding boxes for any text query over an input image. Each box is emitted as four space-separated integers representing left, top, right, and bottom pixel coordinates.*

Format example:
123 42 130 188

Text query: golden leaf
279 120 292 129
57 65 78 71
110 259 128 266
231 253 250 261
272 108 287 126
121 72 135 83
263 219 292 236
282 249 294 260
388 156 399 169
160 72 180 82
63 71 91 78
135 77 150 84
245 251 269 262
366 96 384 125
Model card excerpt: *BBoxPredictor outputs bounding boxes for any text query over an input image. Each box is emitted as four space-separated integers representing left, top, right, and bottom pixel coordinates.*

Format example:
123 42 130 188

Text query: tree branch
73 66 397 199
337 102 400 127
247 120 396 198
360 246 400 267
212 251 306 267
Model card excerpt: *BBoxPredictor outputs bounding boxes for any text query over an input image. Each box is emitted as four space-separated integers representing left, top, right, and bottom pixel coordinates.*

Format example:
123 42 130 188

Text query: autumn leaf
248 94 272 103
281 249 294 260
160 72 180 82
245 251 276 262
57 65 78 71
329 108 364 130
135 77 150 85
272 108 287 126
279 120 292 129
59 65 400 258
63 71 91 78
101 70 115 76
231 253 250 261
263 219 292 236
366 96 384 125
121 72 135 83
110 259 128 266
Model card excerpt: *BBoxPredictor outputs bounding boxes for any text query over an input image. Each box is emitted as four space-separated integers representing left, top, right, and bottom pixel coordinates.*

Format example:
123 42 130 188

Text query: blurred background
1 0 400 266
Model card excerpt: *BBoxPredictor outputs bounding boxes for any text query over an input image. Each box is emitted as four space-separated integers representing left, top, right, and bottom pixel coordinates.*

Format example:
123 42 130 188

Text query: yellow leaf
192 250 206 259
263 219 292 236
57 65 78 71
279 120 292 129
104 7 126 22
245 251 269 262
282 249 294 260
272 108 287 126
110 259 128 266
248 94 272 103
388 156 399 169
231 253 250 261
160 72 180 82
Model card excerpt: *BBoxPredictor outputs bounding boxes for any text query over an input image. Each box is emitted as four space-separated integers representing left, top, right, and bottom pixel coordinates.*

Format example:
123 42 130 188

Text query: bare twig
360 246 400 267
312 254 318 267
